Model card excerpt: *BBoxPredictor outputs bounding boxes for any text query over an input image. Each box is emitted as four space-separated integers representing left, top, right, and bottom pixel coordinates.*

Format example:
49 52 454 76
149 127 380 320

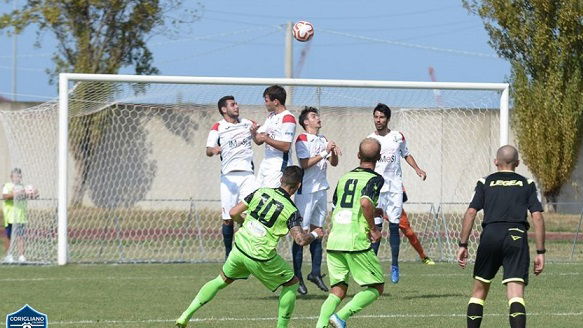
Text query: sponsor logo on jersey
226 135 252 149
489 180 524 187
378 154 396 163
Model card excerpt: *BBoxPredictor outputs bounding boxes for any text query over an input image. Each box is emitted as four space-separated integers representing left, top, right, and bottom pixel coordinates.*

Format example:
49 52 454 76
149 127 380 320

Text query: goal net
0 75 507 264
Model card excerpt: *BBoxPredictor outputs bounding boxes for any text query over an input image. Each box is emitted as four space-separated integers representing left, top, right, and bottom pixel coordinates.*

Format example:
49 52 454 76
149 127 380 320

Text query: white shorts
294 190 328 229
378 191 403 224
256 167 282 188
220 171 258 220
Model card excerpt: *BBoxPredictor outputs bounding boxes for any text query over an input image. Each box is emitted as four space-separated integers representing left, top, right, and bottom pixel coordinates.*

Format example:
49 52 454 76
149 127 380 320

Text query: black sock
292 242 303 280
222 223 234 258
371 223 382 255
509 298 526 328
467 298 484 328
389 222 400 266
310 238 322 276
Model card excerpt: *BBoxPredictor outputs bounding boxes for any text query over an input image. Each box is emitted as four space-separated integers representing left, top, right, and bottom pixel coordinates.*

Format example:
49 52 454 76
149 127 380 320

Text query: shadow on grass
248 293 351 301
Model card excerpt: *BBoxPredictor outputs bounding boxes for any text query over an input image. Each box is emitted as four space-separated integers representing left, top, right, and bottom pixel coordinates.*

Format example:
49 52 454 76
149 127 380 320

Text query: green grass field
0 261 581 327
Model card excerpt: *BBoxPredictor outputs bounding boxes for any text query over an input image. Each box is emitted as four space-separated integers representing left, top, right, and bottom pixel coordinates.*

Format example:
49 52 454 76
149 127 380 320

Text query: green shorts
222 245 295 292
326 249 385 287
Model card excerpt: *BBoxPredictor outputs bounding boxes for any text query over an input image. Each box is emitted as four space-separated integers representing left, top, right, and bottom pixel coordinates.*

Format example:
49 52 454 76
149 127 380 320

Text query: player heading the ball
206 95 258 259
251 85 297 188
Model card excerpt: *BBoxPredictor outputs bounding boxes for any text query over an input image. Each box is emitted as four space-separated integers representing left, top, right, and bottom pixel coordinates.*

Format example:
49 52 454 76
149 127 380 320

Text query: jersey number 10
250 193 285 228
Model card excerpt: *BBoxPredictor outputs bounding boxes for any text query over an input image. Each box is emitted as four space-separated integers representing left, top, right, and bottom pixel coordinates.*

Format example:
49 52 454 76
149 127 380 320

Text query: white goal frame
57 73 509 265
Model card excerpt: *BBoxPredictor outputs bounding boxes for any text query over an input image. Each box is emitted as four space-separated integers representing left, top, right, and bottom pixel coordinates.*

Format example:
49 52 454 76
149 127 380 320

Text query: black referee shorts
473 222 530 286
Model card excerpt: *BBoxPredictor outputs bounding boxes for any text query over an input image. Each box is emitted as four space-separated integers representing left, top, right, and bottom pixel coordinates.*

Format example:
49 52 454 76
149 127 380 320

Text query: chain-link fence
3 199 579 264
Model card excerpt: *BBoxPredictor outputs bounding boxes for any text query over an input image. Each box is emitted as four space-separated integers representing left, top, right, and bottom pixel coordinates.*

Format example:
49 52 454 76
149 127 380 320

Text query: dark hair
298 106 319 130
11 168 22 175
217 95 235 115
281 166 303 187
373 103 391 120
263 85 286 105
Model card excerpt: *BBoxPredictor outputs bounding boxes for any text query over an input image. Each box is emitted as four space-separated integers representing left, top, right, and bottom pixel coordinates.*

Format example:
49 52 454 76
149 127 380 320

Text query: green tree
464 0 583 203
0 0 201 77
0 0 202 207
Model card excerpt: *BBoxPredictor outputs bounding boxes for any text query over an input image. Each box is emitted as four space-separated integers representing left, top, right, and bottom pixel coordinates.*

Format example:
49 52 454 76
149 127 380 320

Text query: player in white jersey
206 95 258 259
251 85 297 188
293 106 341 295
368 103 426 283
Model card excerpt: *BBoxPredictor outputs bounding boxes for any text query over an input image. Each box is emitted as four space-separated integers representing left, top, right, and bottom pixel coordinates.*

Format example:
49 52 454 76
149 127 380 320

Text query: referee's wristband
458 241 468 248
536 249 546 254
310 231 320 239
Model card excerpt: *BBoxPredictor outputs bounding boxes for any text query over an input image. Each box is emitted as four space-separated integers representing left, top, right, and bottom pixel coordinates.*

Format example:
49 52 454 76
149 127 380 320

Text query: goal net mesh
0 79 500 264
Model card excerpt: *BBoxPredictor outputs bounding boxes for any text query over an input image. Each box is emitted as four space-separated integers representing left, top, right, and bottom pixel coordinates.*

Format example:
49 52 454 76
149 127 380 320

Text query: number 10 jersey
235 187 302 261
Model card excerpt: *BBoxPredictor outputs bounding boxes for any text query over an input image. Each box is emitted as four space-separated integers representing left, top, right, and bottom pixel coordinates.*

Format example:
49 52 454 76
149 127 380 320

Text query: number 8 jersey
235 187 302 261
327 168 384 252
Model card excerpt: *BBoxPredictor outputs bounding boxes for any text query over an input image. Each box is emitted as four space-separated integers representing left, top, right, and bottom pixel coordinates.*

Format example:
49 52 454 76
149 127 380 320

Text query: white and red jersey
256 109 296 172
206 118 254 174
367 130 410 192
295 132 330 193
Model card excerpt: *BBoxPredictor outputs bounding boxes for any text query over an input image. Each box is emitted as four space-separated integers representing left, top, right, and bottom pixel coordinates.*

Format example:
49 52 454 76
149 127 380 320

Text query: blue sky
0 0 510 102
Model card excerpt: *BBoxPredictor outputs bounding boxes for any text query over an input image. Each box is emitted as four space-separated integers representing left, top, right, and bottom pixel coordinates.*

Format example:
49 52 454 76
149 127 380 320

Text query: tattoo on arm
290 226 314 246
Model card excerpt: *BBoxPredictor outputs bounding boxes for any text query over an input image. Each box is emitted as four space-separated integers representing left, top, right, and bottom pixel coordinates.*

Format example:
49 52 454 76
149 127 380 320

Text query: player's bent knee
371 283 384 295
283 276 300 286
220 272 235 284
330 283 348 299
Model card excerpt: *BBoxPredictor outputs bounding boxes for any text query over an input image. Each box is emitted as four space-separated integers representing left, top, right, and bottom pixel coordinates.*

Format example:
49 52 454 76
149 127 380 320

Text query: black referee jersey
469 171 543 229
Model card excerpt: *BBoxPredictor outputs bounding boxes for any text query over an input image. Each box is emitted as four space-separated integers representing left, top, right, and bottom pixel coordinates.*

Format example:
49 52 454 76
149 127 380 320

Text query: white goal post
54 73 509 265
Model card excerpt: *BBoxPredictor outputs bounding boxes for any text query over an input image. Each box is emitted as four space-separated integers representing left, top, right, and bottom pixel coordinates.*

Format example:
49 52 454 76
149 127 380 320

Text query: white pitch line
0 271 579 282
10 312 583 326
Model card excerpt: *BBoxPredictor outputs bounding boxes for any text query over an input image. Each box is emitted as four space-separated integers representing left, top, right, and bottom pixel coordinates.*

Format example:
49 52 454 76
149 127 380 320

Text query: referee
456 145 546 328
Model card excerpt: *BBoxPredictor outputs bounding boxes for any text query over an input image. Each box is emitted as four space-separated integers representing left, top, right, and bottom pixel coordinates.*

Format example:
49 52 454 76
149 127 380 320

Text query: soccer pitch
0 262 581 327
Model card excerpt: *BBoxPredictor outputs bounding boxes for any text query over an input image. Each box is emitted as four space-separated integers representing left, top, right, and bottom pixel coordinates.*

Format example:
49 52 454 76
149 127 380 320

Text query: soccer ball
292 21 314 42
25 185 39 199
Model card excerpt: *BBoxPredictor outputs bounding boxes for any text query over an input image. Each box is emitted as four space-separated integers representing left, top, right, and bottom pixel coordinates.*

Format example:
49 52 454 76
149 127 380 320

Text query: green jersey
2 182 27 226
327 167 384 252
235 187 302 261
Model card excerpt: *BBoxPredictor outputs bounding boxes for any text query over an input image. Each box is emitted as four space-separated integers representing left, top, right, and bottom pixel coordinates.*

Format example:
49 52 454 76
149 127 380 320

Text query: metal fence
1 199 581 264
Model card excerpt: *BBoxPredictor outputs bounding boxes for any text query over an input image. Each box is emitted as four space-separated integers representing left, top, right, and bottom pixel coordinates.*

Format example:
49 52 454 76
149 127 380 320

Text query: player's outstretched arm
229 201 249 224
457 208 477 268
290 226 323 246
404 155 427 180
531 211 545 275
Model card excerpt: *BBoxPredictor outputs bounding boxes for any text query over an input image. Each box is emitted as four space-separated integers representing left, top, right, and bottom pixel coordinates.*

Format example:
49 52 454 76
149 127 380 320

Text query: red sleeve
282 114 296 124
296 134 308 142
211 122 220 131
